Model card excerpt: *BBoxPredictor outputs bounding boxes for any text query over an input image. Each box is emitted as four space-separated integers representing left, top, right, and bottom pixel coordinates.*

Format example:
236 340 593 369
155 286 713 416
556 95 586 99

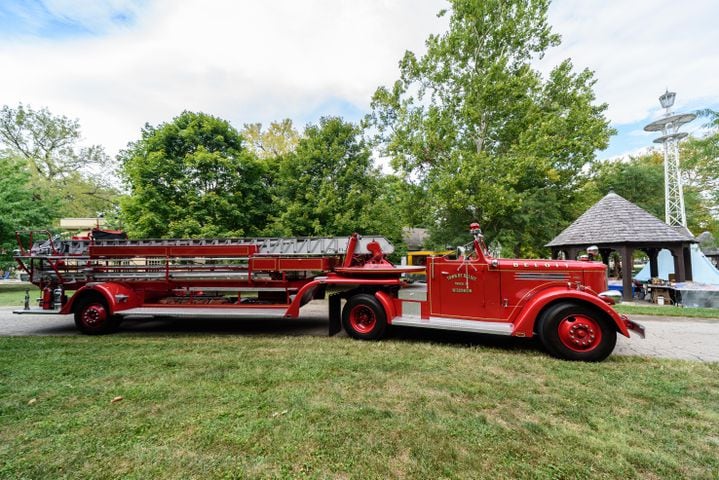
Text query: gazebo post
670 247 686 282
646 248 659 279
620 246 634 301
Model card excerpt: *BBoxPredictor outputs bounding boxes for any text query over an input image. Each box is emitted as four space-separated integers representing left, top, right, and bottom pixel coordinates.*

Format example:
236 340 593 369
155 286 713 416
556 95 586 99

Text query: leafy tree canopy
683 109 719 222
241 119 300 161
587 152 665 220
588 145 719 238
268 116 403 241
369 0 613 256
119 111 271 238
0 104 119 219
0 156 58 267
0 104 111 182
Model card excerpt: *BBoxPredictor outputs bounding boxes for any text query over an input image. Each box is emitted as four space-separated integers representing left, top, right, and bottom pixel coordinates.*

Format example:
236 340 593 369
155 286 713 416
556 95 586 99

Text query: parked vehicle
14 223 644 361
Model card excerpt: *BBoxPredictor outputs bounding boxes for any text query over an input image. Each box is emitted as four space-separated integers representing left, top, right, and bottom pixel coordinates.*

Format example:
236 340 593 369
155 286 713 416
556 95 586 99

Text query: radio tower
644 90 696 228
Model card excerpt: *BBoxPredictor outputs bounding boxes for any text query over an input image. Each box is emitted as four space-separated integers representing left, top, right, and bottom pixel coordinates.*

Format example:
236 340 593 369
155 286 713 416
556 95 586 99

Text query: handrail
15 230 60 256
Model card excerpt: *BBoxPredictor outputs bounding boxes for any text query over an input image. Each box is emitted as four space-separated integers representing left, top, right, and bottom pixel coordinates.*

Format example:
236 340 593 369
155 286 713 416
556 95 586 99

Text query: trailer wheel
74 295 120 335
537 303 616 362
342 294 387 340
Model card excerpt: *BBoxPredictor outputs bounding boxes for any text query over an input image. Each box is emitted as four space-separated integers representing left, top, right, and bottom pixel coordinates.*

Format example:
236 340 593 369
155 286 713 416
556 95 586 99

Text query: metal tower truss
644 107 696 228
657 130 688 227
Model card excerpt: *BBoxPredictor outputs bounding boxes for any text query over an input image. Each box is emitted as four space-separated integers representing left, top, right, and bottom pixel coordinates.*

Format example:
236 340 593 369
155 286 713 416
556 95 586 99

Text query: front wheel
74 295 120 335
537 303 617 362
342 294 387 340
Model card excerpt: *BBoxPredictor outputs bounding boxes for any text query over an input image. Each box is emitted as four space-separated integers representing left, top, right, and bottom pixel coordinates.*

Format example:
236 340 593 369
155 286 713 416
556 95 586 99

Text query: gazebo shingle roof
546 192 695 247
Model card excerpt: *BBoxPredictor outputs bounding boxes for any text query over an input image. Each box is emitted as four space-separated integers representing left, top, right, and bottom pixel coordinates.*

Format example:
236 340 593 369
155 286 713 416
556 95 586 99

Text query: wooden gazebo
546 192 696 300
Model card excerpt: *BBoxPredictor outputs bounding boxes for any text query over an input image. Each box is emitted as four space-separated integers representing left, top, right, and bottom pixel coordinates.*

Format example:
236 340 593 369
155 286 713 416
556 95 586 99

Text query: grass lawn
1 336 717 479
614 303 719 319
0 282 33 292
0 283 36 307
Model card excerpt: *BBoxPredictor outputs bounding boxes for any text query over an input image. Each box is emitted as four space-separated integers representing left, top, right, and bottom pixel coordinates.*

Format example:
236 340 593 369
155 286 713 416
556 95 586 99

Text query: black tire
74 295 120 335
342 293 387 340
537 302 616 362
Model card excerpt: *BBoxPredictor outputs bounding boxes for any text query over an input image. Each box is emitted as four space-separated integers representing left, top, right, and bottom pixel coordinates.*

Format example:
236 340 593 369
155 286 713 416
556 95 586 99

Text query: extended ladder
27 235 394 257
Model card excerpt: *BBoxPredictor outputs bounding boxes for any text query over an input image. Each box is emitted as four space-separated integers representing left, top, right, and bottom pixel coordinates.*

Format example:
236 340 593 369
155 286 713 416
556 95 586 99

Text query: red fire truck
13 223 644 361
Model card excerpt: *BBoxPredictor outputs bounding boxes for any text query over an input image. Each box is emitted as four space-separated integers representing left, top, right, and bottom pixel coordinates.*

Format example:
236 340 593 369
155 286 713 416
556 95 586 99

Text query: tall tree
119 111 271 238
0 104 119 218
269 117 402 240
588 148 719 237
683 109 719 229
0 156 58 267
588 152 665 219
369 0 613 256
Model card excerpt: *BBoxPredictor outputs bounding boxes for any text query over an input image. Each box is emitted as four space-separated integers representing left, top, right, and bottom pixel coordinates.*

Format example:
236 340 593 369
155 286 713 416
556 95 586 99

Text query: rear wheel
74 295 120 335
537 303 616 362
342 294 387 340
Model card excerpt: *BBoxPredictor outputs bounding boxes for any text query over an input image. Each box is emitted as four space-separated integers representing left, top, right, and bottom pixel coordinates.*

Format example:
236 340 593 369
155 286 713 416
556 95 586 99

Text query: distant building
402 227 429 251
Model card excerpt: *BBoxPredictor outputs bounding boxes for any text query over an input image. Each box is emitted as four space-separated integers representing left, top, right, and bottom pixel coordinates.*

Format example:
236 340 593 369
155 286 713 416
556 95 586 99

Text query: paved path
0 306 717 362
614 316 719 362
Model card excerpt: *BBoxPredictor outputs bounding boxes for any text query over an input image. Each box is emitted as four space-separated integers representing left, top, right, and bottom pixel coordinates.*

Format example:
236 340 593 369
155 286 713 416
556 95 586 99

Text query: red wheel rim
81 303 107 328
557 314 602 352
348 305 376 334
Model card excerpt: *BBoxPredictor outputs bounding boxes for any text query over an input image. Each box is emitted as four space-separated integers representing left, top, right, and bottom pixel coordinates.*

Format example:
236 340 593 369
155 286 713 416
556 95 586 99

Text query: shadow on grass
387 324 541 354
119 316 329 337
111 315 541 356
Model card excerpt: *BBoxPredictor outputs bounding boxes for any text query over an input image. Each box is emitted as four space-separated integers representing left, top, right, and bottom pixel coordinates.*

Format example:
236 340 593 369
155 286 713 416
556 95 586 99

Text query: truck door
428 256 502 320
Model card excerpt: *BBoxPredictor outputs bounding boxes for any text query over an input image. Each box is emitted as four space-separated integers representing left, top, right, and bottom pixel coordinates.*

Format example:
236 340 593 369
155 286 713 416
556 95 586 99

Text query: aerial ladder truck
14 223 644 361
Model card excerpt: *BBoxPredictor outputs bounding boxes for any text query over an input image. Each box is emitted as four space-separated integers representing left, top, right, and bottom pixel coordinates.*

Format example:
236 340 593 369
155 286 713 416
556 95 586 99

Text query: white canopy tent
635 244 719 285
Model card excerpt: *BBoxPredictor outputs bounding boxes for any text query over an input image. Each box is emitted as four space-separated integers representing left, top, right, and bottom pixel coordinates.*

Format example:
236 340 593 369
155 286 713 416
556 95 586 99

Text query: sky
1 0 717 161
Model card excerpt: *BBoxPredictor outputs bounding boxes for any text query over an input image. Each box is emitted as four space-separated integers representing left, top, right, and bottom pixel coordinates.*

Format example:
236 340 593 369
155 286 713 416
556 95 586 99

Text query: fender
60 283 142 315
512 287 630 338
286 280 323 317
374 290 397 323
287 276 404 318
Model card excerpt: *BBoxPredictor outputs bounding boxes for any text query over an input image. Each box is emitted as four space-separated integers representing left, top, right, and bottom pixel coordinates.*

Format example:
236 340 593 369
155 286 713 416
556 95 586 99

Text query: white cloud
605 146 655 163
541 0 719 125
1 0 716 159
0 0 447 155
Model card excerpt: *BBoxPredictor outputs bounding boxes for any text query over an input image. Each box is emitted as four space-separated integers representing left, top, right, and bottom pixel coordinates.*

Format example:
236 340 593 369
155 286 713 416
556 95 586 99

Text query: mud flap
329 292 342 336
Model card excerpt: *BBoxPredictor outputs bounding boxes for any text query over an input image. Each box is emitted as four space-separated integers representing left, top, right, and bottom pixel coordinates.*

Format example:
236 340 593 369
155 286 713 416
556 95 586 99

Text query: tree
0 104 119 218
369 0 613 256
588 148 719 237
682 109 719 235
268 117 402 240
0 156 58 267
241 119 300 160
588 152 665 219
119 111 271 238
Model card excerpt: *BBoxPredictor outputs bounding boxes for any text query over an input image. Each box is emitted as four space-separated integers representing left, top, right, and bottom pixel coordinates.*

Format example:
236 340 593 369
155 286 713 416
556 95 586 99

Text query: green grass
0 282 34 292
1 336 717 479
0 284 36 307
614 303 719 319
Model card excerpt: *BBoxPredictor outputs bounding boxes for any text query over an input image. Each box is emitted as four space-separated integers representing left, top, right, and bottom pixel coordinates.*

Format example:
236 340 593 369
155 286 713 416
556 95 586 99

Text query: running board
391 316 513 335
13 308 64 315
115 307 289 319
